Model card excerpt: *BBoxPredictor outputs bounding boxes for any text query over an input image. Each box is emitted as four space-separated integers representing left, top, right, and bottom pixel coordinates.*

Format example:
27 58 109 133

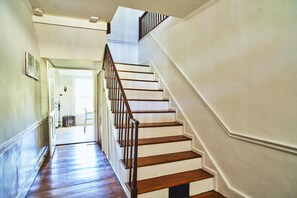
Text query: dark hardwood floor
26 142 127 198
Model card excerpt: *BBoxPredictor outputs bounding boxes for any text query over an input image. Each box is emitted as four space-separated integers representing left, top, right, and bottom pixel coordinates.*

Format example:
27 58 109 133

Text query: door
47 61 56 156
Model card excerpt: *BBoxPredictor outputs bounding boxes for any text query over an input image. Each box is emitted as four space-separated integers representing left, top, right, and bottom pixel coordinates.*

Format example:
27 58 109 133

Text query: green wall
0 0 48 145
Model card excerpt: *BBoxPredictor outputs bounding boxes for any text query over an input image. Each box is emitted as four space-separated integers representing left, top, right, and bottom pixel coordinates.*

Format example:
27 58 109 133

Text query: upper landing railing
139 11 168 40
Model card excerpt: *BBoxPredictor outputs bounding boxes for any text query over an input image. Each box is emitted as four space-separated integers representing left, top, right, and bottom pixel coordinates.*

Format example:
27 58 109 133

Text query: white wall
0 0 48 145
139 0 297 197
107 7 143 63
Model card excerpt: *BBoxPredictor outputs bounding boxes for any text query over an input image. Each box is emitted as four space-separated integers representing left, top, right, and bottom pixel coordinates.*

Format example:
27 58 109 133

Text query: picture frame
34 59 40 80
25 52 35 78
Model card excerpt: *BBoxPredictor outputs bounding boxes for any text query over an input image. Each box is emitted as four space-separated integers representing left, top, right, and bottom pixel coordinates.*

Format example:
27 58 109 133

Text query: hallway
26 142 127 198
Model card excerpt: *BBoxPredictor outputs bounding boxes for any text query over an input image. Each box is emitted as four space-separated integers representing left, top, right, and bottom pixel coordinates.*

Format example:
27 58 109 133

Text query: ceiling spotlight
89 16 99 23
33 8 44 16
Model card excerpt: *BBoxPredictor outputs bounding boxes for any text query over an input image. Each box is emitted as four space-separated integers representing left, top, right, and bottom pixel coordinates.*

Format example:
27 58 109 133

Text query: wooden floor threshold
135 169 213 194
122 151 201 169
190 190 226 198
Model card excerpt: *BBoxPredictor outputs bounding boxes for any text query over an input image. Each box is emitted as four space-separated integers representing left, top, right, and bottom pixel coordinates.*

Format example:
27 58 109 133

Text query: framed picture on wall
34 59 40 80
25 52 35 78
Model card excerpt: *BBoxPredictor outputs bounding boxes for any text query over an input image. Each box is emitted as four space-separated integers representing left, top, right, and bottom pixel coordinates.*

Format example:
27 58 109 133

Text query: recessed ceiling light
89 16 99 23
33 8 44 16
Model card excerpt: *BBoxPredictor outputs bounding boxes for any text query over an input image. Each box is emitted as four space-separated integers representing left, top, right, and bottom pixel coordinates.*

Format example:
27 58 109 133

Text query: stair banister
103 44 139 198
139 11 169 40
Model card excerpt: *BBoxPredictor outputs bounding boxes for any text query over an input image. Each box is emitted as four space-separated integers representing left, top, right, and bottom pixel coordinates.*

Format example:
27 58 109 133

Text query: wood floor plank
26 143 127 198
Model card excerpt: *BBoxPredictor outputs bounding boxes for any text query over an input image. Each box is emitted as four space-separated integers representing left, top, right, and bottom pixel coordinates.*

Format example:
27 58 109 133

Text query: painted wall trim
150 33 297 155
147 59 246 198
0 117 48 156
16 146 49 198
33 14 107 31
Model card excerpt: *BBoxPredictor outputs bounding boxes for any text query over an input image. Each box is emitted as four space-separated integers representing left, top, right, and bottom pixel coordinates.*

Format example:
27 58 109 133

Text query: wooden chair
84 108 93 133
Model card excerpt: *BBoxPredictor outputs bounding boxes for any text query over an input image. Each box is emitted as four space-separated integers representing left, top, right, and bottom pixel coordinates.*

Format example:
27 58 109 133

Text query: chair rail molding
0 117 48 155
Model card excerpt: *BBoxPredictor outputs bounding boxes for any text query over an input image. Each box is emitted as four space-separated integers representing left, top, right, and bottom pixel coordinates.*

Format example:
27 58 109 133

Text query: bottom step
190 190 225 198
126 169 213 197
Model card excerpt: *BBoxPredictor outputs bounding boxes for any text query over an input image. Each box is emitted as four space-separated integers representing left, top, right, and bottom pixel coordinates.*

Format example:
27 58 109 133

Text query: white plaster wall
108 42 139 64
107 7 142 63
0 0 48 145
149 0 297 147
138 1 297 196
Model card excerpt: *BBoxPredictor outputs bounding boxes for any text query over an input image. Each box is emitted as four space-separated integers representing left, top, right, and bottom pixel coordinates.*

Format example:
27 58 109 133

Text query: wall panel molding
0 117 48 156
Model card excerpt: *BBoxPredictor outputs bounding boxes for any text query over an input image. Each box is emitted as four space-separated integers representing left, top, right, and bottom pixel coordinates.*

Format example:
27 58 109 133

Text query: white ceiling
28 0 210 22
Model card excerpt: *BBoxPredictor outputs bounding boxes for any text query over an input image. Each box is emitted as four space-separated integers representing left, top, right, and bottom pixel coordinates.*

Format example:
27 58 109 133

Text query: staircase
105 62 225 198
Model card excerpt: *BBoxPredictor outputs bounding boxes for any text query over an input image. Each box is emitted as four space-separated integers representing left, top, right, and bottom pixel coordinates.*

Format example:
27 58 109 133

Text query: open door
47 61 56 156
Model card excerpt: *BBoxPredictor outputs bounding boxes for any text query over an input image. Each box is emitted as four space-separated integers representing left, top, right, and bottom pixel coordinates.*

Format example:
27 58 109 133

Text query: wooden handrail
139 11 168 40
103 44 139 197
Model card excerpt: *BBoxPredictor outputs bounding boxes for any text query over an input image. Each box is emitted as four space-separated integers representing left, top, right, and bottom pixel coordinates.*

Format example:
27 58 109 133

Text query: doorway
54 69 95 145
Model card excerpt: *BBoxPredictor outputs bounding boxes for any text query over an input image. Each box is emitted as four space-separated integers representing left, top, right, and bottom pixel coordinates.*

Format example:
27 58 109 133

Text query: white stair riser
138 141 191 157
116 64 151 72
138 126 183 138
122 81 159 90
134 113 176 123
138 189 168 198
125 90 164 100
138 158 201 180
190 178 214 196
118 72 154 80
129 101 169 111
138 178 214 198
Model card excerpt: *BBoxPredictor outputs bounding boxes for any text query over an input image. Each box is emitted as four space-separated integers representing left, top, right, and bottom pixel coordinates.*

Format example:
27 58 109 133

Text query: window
74 78 94 114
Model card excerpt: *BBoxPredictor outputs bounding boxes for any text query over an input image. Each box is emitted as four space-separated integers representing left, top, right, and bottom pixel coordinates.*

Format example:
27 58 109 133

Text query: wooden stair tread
116 121 182 129
110 98 168 101
190 190 225 198
139 121 182 128
136 169 213 194
119 135 190 147
120 78 158 82
128 99 169 101
115 62 150 67
112 110 175 114
124 88 163 92
123 151 201 168
117 70 154 74
138 135 190 146
133 110 175 114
